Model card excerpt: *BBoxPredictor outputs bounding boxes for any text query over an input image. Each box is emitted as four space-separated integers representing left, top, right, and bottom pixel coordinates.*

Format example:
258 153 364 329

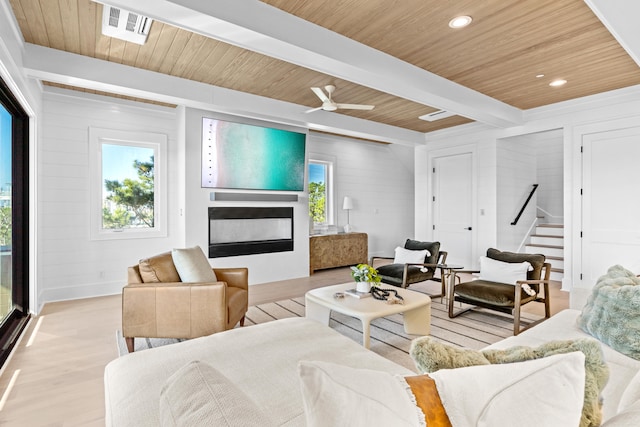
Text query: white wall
416 85 640 307
416 136 498 270
38 88 181 308
496 136 537 252
183 108 416 285
183 108 309 285
309 132 415 259
534 130 564 223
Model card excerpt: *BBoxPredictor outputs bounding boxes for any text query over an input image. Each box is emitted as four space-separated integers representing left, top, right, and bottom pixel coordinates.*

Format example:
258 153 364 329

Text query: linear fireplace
208 206 294 258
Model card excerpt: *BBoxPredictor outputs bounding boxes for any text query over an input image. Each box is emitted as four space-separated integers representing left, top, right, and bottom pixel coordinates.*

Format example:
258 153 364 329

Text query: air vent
101 5 152 45
418 110 456 122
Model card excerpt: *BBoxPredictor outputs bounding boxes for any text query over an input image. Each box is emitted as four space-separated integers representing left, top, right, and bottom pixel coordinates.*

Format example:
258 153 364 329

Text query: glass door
0 77 29 368
0 103 12 321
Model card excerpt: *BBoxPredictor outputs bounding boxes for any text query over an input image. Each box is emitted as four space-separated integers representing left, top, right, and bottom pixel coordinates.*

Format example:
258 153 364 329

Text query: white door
433 153 473 267
582 125 640 283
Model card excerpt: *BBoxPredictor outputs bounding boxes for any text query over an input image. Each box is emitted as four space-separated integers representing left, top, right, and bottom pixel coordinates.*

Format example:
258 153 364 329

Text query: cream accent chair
122 251 248 353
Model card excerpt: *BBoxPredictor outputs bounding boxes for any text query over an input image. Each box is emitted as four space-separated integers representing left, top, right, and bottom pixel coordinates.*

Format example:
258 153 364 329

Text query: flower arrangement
350 263 381 285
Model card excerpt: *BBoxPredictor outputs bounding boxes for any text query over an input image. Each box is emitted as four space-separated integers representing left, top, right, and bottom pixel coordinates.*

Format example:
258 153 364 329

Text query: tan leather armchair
122 252 248 353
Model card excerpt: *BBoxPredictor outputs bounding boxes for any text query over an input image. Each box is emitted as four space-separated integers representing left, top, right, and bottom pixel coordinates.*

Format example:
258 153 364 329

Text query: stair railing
516 215 540 253
511 184 539 226
536 206 564 223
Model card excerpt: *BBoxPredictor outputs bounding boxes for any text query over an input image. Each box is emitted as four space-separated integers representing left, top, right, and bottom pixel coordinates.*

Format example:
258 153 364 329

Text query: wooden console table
309 232 368 274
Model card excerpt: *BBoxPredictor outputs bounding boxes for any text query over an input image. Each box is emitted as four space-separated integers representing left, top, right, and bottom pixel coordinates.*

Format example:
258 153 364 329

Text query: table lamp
343 196 354 233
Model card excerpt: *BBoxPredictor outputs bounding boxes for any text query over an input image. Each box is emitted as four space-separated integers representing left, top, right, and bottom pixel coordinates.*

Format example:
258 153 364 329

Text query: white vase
355 281 371 293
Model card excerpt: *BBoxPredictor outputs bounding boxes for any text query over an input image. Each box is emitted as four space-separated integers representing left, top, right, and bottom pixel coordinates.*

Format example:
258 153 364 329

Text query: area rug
243 293 541 371
115 282 541 370
115 330 184 356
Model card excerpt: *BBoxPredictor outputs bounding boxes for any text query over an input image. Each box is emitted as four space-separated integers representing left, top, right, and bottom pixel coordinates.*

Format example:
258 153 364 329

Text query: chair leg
513 285 523 335
125 337 135 353
239 316 246 327
543 283 551 319
448 292 455 318
513 304 522 335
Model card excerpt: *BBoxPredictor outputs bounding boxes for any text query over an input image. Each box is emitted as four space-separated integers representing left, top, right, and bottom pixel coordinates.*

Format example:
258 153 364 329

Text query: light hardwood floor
0 268 568 426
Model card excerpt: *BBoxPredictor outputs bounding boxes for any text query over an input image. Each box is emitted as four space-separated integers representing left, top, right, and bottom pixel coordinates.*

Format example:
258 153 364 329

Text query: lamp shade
342 196 354 210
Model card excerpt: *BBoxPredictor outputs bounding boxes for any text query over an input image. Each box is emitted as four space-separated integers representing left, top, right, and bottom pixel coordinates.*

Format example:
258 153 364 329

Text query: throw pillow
479 256 536 296
410 336 609 427
298 354 586 427
138 251 182 283
393 246 430 265
298 360 422 427
577 264 640 361
171 246 217 283
428 352 585 427
159 360 275 427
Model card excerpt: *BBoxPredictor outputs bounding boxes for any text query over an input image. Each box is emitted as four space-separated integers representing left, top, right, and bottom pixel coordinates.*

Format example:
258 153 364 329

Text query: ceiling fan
305 85 375 113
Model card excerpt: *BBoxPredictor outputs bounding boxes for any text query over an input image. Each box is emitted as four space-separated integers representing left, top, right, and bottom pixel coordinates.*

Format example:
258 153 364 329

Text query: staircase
525 223 564 282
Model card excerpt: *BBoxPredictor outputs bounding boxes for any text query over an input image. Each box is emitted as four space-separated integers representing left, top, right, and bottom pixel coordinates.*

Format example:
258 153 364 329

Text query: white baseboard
40 280 123 306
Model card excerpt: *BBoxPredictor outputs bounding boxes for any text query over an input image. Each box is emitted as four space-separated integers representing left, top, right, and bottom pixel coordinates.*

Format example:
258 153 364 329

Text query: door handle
464 227 472 230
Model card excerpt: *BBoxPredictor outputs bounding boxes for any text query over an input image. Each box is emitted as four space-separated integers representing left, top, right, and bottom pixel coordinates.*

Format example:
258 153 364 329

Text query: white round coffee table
305 283 431 348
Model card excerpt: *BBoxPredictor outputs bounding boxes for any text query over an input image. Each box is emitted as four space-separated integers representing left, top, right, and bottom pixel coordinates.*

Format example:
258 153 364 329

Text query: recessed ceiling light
549 79 567 87
449 15 473 29
536 74 545 78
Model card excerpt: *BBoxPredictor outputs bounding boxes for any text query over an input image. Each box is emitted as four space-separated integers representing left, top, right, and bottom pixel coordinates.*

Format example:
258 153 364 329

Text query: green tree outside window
102 157 155 229
309 180 326 223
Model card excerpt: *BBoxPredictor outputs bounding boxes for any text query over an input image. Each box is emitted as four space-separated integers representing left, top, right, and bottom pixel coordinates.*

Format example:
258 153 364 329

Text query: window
90 128 167 240
308 155 335 229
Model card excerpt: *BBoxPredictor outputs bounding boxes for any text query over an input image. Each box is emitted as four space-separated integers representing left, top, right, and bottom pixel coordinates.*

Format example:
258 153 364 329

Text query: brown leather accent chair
448 248 551 335
122 252 248 352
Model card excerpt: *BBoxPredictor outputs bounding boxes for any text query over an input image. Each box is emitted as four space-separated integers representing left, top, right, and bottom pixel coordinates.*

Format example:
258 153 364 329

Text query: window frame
0 75 30 368
89 127 167 240
308 153 336 230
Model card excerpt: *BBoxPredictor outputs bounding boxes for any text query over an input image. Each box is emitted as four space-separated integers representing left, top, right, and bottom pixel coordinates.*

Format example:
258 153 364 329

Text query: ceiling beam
22 43 425 146
94 0 523 128
585 0 640 67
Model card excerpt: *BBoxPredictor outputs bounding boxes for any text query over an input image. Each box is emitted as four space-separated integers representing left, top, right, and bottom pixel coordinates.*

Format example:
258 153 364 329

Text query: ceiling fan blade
311 87 329 103
336 103 375 110
304 106 324 114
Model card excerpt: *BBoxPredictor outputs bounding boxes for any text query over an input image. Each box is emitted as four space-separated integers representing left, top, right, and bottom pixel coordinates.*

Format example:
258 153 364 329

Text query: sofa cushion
619 370 640 413
454 280 538 307
298 354 586 427
404 239 440 265
486 248 544 281
577 264 640 361
602 400 640 427
410 337 609 427
159 360 274 426
171 246 217 283
138 251 181 283
377 264 434 287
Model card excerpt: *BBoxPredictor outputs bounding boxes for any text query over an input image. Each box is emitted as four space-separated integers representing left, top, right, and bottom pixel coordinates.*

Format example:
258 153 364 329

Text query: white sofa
104 309 640 426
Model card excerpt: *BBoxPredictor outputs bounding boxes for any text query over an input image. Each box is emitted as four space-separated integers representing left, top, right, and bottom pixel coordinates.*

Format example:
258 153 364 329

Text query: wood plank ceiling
8 0 640 133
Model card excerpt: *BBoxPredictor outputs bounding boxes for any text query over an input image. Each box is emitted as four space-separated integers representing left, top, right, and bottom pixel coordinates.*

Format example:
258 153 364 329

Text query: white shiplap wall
496 136 537 252
534 130 564 223
38 88 181 308
182 106 416 285
309 132 415 259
